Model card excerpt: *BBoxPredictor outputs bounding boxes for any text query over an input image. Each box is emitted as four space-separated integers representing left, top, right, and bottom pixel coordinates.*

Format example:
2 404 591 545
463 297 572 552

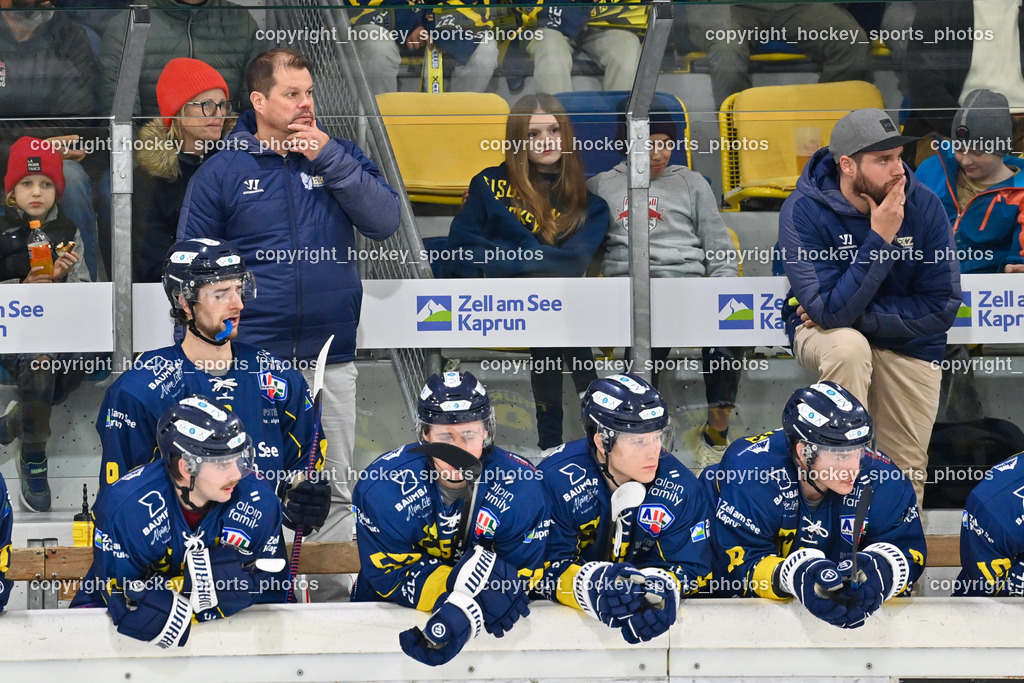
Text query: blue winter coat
177 110 400 364
915 147 1024 274
779 148 961 363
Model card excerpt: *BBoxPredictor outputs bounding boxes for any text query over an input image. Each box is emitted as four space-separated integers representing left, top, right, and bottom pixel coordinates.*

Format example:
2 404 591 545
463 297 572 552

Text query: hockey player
96 238 330 535
72 396 287 647
536 374 713 644
352 371 548 667
953 450 1024 596
0 473 11 612
703 382 926 628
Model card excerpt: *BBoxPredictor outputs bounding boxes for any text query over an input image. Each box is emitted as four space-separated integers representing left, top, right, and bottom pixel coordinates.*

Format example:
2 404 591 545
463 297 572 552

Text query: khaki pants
794 326 940 505
529 28 641 93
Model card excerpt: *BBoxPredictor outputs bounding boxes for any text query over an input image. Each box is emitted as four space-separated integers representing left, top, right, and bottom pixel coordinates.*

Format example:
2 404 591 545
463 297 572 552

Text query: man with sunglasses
536 373 713 644
702 381 926 629
352 371 548 666
96 239 330 539
72 396 287 648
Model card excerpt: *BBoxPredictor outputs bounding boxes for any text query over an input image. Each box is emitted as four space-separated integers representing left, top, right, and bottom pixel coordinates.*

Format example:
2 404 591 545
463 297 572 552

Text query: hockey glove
106 581 193 648
619 568 681 644
840 542 910 621
278 475 332 531
448 545 530 637
400 592 483 667
779 548 851 628
573 561 647 625
188 546 258 621
1003 560 1024 596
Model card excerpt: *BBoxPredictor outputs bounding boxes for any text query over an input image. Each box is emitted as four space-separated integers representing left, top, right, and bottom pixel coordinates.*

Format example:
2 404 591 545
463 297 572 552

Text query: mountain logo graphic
718 294 754 329
953 291 972 327
417 296 452 331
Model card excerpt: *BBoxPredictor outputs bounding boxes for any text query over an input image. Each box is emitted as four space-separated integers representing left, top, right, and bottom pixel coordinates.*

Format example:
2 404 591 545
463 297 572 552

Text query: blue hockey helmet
157 396 255 507
581 374 671 458
162 238 256 317
416 371 495 444
782 381 873 464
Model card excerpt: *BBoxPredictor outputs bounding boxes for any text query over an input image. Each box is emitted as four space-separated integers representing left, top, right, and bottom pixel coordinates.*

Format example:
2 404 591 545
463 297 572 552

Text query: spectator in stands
0 136 90 512
535 374 711 642
779 108 962 505
587 105 741 469
702 382 925 626
97 0 263 118
71 396 288 648
904 0 1024 167
178 48 400 600
0 473 9 612
530 0 646 93
684 2 870 108
348 0 498 95
916 89 1024 423
435 93 609 454
353 371 547 667
133 58 235 283
0 0 101 280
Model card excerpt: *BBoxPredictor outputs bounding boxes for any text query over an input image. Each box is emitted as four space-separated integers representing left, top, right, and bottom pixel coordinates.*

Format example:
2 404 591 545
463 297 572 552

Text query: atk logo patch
839 515 869 544
258 371 288 402
220 527 253 553
638 504 675 536
475 507 499 538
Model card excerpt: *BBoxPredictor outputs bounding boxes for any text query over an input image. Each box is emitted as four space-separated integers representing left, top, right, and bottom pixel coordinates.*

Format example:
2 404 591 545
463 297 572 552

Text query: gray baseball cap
829 108 917 163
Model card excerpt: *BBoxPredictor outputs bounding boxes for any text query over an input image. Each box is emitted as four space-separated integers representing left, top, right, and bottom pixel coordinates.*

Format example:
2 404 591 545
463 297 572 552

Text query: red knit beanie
157 58 231 129
4 136 65 198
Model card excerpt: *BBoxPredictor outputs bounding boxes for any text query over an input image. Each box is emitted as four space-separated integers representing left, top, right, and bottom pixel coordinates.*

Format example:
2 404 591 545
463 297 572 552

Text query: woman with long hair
438 92 609 453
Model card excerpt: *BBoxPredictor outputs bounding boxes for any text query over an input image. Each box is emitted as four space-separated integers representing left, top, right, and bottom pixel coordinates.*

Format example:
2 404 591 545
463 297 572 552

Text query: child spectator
436 93 609 454
0 136 90 512
587 107 741 469
133 58 234 282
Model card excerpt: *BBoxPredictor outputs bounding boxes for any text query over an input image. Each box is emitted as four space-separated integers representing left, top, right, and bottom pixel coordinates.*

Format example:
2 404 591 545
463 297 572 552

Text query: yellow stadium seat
718 81 885 211
376 92 510 205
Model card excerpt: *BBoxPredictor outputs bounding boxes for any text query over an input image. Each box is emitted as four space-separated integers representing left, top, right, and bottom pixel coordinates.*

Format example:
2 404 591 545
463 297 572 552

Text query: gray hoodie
587 162 738 278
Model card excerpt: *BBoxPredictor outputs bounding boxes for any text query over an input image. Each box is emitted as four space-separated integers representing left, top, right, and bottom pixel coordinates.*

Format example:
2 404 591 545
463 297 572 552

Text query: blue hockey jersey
702 429 926 599
71 461 286 615
954 452 1024 596
351 443 549 612
535 439 713 608
0 475 11 612
96 342 315 489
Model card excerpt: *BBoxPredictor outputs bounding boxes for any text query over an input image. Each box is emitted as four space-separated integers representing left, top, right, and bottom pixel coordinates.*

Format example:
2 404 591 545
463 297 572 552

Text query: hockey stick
412 441 483 560
609 481 646 561
286 334 334 603
847 481 874 589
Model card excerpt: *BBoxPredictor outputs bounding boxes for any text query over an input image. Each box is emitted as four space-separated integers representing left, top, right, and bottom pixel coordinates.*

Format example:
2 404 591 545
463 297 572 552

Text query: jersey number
105 462 119 485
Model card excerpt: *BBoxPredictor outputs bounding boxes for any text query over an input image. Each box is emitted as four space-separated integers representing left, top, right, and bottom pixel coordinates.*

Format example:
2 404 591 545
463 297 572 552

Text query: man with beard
778 108 962 506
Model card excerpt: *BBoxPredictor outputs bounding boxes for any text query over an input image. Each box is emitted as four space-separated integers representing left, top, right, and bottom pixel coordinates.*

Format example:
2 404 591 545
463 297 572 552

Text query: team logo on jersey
614 196 665 231
475 507 499 538
839 515 869 544
638 504 674 536
559 463 588 486
718 294 754 330
690 521 708 543
417 296 452 331
220 527 253 553
258 371 288 402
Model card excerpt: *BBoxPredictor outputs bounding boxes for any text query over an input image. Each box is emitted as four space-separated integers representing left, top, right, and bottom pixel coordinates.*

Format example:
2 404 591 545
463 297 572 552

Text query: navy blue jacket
779 147 961 363
177 110 400 363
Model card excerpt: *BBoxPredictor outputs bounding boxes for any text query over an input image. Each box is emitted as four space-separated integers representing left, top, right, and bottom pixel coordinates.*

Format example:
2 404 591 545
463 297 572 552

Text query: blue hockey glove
191 546 259 621
573 561 647 625
619 568 681 644
106 581 193 648
448 545 530 637
780 548 852 628
278 475 332 531
839 543 910 624
400 592 483 666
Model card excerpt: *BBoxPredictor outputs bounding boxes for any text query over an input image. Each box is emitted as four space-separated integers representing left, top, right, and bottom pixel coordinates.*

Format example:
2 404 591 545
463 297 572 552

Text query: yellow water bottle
73 484 94 547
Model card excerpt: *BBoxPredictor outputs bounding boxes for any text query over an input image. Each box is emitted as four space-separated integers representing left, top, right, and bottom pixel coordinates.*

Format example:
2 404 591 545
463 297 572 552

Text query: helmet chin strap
185 306 231 347
176 474 213 513
798 442 830 497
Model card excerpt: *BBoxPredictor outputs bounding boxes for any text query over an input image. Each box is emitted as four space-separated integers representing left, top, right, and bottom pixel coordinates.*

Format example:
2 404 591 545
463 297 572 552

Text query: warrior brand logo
638 504 674 535
242 178 264 195
417 296 452 331
615 196 665 231
220 527 253 553
258 371 288 402
719 294 754 330
953 291 972 328
475 508 499 537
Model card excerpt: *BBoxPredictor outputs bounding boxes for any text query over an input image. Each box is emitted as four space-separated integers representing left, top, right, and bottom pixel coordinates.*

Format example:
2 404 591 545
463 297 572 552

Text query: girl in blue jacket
438 93 610 452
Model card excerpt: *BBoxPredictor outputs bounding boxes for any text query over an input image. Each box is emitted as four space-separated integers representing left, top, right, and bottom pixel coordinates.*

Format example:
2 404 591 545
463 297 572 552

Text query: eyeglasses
185 100 232 117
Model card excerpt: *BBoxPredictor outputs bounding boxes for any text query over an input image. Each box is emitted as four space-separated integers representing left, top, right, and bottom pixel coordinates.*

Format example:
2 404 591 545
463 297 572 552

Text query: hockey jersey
96 342 315 489
702 429 926 599
71 461 286 615
351 443 549 612
535 439 713 608
0 475 11 612
954 452 1024 596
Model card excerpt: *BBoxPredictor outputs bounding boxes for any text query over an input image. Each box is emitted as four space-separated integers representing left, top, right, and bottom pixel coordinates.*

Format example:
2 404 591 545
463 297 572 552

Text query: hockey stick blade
413 442 483 482
609 481 646 560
